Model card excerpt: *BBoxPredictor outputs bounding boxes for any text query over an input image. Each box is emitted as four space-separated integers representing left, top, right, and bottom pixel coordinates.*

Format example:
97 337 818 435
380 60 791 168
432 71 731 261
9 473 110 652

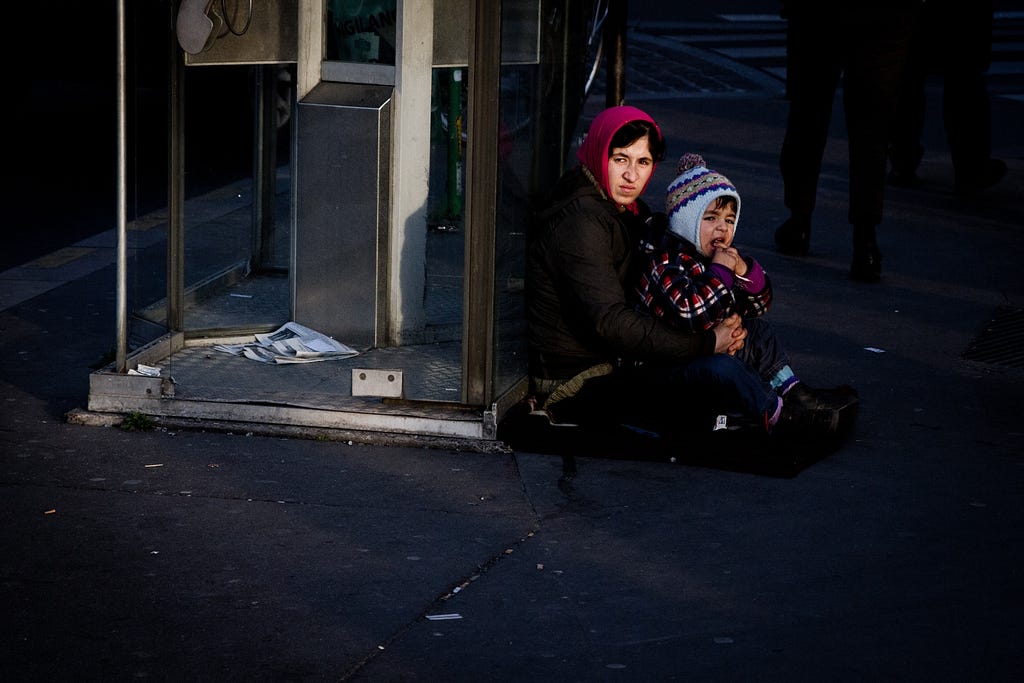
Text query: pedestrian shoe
774 216 811 256
955 158 1008 196
785 383 859 413
849 242 882 283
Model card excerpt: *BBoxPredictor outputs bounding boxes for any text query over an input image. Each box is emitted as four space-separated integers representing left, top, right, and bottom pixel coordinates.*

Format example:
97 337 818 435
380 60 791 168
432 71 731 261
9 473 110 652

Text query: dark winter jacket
526 168 715 381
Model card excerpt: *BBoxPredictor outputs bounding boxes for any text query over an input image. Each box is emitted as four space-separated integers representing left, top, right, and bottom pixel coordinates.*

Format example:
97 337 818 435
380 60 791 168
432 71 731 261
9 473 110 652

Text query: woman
525 106 748 433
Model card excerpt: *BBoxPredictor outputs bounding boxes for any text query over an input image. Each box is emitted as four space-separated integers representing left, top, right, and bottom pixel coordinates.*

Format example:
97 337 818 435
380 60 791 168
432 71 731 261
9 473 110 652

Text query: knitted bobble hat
665 152 740 256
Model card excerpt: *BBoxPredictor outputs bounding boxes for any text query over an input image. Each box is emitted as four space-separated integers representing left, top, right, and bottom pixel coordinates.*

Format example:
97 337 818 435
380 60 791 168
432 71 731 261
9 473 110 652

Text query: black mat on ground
497 400 858 479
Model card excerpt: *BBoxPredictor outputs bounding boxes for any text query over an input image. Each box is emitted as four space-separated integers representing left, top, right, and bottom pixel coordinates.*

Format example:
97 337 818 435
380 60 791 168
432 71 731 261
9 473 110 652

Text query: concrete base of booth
76 333 526 452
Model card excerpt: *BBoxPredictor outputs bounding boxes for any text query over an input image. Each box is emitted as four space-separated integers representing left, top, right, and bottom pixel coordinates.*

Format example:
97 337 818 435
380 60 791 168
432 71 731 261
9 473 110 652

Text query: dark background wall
9 2 255 271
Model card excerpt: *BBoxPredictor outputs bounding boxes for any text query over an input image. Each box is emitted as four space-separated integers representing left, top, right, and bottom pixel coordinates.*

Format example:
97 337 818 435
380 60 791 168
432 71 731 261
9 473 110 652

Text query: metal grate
961 307 1024 369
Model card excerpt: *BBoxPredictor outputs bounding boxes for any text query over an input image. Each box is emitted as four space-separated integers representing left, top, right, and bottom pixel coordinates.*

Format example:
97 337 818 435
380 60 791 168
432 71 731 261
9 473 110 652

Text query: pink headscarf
576 105 663 208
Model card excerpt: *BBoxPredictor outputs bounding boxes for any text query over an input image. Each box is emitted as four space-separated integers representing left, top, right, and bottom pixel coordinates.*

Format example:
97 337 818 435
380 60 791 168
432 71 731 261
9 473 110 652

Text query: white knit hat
665 153 741 256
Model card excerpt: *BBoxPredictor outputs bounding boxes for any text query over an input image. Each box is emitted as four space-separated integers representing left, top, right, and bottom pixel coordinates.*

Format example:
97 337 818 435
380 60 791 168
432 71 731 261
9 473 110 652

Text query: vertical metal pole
462 0 501 406
168 2 186 331
254 64 278 272
115 0 128 372
604 0 626 108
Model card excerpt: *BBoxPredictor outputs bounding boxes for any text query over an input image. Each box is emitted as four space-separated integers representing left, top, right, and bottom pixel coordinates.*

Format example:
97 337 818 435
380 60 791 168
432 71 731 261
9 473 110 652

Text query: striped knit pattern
665 153 740 255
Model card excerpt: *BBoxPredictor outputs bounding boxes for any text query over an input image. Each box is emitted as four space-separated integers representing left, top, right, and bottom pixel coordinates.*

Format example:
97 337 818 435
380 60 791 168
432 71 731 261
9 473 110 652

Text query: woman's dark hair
608 120 666 162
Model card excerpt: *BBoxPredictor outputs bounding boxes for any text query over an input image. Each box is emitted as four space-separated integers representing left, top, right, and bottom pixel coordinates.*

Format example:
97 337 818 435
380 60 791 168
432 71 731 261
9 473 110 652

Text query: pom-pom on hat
665 153 740 256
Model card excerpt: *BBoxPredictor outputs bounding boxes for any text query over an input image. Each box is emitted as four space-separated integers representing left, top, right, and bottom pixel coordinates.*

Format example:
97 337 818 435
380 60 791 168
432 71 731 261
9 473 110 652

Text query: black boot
774 214 811 256
955 158 1007 196
784 383 859 412
772 399 840 438
850 243 882 283
850 225 882 283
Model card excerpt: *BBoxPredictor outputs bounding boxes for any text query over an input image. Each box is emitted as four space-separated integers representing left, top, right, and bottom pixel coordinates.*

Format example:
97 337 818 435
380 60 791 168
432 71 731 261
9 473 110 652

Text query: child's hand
711 240 749 277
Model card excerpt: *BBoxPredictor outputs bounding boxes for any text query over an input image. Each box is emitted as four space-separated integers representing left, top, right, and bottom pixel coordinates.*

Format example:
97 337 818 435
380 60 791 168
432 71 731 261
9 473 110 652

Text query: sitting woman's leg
564 355 777 436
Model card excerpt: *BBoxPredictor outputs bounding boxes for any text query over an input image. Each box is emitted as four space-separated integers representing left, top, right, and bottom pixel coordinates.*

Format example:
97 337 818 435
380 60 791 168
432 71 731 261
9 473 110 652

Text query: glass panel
127 62 294 338
429 0 544 403
491 1 540 399
424 66 465 354
125 2 172 351
492 64 533 397
179 64 293 334
433 0 539 68
127 63 290 335
179 65 259 332
326 0 398 64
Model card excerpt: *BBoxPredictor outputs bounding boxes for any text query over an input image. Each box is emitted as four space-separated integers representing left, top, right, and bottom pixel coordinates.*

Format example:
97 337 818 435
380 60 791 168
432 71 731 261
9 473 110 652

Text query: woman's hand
714 313 746 355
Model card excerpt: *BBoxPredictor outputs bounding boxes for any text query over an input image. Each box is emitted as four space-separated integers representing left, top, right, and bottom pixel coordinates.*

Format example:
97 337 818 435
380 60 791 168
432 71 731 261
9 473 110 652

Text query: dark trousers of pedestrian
889 0 997 190
780 7 918 232
890 69 993 182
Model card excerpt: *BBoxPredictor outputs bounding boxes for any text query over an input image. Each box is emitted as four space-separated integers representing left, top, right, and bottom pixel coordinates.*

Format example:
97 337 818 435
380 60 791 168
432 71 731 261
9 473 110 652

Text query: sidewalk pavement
3 76 1023 681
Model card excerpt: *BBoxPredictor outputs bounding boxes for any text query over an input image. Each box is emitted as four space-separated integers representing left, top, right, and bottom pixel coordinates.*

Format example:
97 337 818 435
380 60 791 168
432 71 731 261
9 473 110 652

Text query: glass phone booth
89 0 600 447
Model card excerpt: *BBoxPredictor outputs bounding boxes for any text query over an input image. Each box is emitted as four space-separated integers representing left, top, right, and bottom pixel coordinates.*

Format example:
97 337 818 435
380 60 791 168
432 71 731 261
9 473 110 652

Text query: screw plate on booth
351 368 404 398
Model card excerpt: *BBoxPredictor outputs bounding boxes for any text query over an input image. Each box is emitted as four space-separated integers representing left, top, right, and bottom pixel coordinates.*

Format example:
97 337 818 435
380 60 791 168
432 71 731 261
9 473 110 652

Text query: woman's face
606 136 654 207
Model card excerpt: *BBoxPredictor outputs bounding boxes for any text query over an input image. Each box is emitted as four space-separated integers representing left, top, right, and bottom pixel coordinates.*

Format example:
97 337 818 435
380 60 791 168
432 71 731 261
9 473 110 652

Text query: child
634 153 857 435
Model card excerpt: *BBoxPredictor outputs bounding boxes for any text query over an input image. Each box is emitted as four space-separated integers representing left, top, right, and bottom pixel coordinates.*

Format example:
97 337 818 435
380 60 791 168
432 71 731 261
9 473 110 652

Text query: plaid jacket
634 222 772 333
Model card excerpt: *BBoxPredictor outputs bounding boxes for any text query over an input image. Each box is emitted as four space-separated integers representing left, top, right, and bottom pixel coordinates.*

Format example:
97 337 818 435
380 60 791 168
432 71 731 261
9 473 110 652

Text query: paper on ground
214 322 359 364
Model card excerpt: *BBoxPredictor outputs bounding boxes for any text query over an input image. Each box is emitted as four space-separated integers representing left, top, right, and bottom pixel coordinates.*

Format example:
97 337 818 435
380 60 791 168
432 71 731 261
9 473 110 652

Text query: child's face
699 199 737 255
